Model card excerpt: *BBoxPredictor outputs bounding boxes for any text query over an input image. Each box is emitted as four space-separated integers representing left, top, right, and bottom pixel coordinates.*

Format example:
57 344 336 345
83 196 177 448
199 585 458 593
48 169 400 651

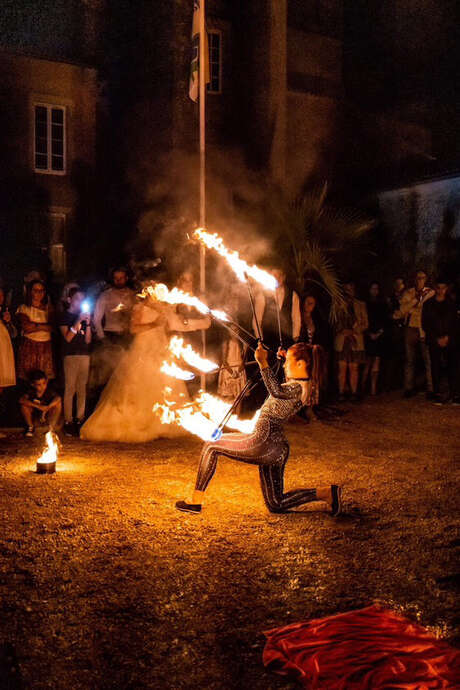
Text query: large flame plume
154 391 260 441
168 336 218 373
37 431 59 465
193 228 278 291
139 283 230 322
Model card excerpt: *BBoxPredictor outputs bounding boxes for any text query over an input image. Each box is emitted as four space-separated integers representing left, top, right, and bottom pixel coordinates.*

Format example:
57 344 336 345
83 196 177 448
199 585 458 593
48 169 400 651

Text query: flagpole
199 0 206 391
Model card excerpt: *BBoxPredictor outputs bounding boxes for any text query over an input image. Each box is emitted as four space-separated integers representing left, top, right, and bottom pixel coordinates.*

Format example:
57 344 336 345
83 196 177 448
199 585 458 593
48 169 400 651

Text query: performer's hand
277 347 287 360
255 342 269 369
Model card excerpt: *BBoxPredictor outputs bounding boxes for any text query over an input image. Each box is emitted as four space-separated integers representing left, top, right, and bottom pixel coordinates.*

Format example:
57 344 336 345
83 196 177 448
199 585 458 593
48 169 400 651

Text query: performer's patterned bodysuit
195 367 317 512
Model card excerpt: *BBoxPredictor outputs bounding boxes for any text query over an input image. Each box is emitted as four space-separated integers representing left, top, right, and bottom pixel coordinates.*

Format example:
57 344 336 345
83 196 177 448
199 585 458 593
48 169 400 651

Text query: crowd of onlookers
0 265 458 440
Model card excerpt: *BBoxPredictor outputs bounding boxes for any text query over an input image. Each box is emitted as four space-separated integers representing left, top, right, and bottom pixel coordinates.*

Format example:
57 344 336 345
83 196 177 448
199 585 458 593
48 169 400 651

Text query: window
207 31 222 94
34 104 66 174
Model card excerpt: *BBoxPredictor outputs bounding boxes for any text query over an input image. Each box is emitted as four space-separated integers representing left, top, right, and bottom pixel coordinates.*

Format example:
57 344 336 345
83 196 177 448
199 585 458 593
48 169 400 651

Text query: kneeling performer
176 342 342 515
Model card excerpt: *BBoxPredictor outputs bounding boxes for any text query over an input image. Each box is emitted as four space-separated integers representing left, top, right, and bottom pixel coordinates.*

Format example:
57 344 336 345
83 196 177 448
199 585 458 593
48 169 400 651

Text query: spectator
59 282 80 313
253 268 301 350
0 288 17 435
217 288 248 413
59 288 92 436
363 282 388 395
299 295 330 349
394 270 435 398
19 369 62 437
93 267 135 345
386 277 406 390
334 281 368 402
299 294 331 407
16 280 55 381
422 279 459 405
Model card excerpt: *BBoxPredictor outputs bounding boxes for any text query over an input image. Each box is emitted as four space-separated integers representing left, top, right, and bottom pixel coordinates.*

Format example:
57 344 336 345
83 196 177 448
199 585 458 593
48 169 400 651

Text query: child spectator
19 370 62 437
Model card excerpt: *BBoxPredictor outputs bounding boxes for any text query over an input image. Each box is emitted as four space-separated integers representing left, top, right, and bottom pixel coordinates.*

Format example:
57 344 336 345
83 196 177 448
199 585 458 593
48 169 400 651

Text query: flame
168 336 218 373
193 228 278 291
161 361 195 381
153 390 260 441
37 431 58 464
138 283 230 322
112 302 126 312
195 392 261 433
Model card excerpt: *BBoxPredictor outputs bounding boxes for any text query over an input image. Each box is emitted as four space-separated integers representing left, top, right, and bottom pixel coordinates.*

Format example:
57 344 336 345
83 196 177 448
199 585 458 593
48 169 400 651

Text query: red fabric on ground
263 605 460 689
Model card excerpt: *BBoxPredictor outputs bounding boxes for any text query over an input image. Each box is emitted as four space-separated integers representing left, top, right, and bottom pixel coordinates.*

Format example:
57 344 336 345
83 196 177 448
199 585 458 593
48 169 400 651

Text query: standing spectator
422 279 459 405
16 280 55 381
299 295 330 348
0 287 17 435
299 294 331 407
59 288 92 436
386 277 406 390
394 270 435 398
93 267 135 345
253 268 301 349
217 288 248 413
363 282 388 395
334 281 368 402
19 370 62 437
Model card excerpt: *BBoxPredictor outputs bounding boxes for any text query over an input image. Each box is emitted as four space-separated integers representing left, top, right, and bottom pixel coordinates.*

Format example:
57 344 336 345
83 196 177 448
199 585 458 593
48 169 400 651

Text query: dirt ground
0 393 458 689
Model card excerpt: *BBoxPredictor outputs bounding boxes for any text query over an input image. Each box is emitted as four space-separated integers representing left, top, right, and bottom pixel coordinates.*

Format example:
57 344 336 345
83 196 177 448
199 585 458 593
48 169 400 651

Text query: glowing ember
153 390 260 441
168 336 218 373
139 283 230 322
193 228 278 291
37 431 58 465
161 361 195 381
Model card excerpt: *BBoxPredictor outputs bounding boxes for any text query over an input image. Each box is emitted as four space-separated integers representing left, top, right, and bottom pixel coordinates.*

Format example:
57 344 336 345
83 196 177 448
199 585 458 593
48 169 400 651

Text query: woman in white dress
0 288 16 391
80 294 210 442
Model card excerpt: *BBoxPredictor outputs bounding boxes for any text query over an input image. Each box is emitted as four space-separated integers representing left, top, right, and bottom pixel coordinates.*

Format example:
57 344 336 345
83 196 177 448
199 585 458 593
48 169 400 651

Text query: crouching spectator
59 288 92 436
20 370 62 437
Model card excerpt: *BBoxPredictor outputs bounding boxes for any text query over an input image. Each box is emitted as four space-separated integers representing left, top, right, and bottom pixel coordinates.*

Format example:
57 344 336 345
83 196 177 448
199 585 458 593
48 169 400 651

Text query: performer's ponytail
288 342 325 406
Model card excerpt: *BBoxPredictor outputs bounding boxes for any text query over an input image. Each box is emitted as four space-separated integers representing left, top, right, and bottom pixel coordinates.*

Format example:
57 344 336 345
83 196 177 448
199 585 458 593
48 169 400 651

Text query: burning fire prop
156 336 259 440
168 336 218 373
193 228 278 291
36 431 58 474
154 392 260 441
139 283 230 323
161 361 195 381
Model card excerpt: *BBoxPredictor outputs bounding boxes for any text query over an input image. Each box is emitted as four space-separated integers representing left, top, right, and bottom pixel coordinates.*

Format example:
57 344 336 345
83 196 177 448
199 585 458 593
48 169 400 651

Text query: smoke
124 146 276 298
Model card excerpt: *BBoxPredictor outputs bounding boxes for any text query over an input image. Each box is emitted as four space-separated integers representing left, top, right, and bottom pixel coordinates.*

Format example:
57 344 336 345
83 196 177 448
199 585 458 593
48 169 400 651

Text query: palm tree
268 183 375 322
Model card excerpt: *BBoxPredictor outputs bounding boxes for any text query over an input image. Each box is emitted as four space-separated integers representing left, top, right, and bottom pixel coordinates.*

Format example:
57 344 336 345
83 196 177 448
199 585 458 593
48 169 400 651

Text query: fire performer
176 342 342 515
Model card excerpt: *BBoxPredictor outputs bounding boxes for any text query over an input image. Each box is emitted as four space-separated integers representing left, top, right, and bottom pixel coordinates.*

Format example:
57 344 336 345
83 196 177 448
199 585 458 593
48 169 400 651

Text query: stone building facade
0 0 101 286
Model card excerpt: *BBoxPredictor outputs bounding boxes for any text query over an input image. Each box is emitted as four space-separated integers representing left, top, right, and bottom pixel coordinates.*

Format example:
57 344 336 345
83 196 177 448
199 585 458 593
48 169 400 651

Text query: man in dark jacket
422 279 459 404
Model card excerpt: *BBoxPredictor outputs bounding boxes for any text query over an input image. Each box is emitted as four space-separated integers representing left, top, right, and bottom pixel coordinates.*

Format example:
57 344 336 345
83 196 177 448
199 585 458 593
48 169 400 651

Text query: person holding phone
59 287 92 436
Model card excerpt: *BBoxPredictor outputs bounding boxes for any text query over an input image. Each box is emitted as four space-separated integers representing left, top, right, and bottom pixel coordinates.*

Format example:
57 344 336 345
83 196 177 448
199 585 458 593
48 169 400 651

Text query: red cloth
263 605 460 689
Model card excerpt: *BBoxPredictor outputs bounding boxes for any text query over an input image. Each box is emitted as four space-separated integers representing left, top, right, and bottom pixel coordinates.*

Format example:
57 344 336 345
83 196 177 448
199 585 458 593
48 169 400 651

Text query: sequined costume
195 367 317 512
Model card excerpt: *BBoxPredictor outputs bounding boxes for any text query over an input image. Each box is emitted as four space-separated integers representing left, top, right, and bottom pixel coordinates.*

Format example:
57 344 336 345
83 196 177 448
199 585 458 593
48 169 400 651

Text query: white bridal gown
0 320 15 388
81 303 191 442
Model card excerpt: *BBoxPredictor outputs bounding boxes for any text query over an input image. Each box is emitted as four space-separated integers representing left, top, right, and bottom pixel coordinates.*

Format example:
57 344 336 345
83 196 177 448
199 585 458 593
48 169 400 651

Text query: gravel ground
0 392 458 689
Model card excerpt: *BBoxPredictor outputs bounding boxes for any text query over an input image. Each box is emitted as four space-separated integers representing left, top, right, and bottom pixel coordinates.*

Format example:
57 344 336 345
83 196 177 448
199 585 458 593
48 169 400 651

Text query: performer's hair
288 342 325 388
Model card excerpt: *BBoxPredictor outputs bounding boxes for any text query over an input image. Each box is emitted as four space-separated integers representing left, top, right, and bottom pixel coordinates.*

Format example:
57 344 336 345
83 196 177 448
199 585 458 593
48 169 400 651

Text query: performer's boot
317 485 342 517
175 490 205 514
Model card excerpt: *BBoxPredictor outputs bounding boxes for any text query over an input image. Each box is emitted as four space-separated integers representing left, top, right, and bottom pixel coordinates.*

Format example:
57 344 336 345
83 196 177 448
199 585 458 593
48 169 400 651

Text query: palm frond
301 242 347 323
